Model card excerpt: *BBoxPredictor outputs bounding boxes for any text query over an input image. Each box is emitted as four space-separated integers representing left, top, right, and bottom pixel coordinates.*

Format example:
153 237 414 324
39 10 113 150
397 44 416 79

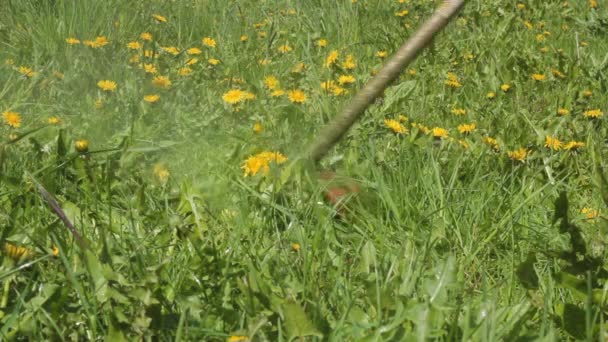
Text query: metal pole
307 0 465 163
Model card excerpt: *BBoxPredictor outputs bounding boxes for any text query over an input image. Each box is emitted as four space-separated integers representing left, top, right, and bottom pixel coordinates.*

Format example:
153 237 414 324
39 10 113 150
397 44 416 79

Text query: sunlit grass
0 0 607 340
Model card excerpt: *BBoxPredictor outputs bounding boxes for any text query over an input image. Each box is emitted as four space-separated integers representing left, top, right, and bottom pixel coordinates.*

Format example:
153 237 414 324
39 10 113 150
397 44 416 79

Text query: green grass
1 0 607 340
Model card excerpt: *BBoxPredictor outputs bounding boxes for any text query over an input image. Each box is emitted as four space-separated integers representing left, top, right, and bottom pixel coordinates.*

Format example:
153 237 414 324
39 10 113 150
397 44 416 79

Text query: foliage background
0 0 607 340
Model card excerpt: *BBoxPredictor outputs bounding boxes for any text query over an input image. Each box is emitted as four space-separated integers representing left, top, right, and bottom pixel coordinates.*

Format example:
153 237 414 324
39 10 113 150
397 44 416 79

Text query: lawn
0 0 607 340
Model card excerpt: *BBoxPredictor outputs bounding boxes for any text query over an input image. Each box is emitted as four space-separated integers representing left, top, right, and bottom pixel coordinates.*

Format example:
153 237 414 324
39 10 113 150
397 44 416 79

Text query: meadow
0 0 607 340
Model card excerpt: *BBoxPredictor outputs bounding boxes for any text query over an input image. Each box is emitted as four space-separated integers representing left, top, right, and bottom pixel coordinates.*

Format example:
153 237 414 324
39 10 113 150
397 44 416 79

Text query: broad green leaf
516 254 539 290
282 301 323 341
85 250 109 304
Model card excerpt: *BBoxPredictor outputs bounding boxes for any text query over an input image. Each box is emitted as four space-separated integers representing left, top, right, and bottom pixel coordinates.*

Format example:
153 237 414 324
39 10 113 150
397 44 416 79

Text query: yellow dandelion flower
583 109 603 118
94 98 103 109
264 76 279 90
457 123 476 135
291 243 301 251
582 89 592 98
395 10 409 17
153 163 170 183
178 67 193 76
75 139 89 152
564 141 585 151
278 44 292 53
500 84 511 92
531 73 545 81
144 94 160 103
223 89 244 104
507 148 528 162
227 335 248 342
140 32 153 41
589 0 597 8
384 119 408 134
551 69 565 79
3 111 21 128
341 54 356 69
557 108 570 116
539 46 549 54
544 136 562 151
162 46 180 55
51 246 59 257
411 122 430 134
66 37 80 45
582 207 599 219
242 92 256 101
95 36 109 47
202 37 216 48
321 80 336 91
84 36 108 48
152 14 167 23
18 66 36 78
253 122 263 133
332 86 348 96
143 63 158 74
208 58 220 65
291 62 306 73
445 72 462 88
242 151 287 177
317 39 328 47
451 108 466 115
484 137 500 151
287 89 307 103
187 47 202 55
257 31 267 39
399 115 408 122
47 116 61 125
3 243 33 261
523 20 533 30
516 3 526 9
127 41 141 49
271 89 285 97
375 51 388 58
152 76 172 88
186 58 199 66
337 75 356 85
431 127 449 138
97 80 117 91
487 91 496 99
240 35 248 42
463 53 475 60
325 50 339 68
458 140 469 149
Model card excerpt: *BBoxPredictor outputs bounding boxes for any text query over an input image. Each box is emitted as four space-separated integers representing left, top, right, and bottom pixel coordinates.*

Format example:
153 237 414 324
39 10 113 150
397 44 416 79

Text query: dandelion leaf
515 254 539 290
555 303 586 340
85 250 109 303
381 80 416 112
282 300 323 341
